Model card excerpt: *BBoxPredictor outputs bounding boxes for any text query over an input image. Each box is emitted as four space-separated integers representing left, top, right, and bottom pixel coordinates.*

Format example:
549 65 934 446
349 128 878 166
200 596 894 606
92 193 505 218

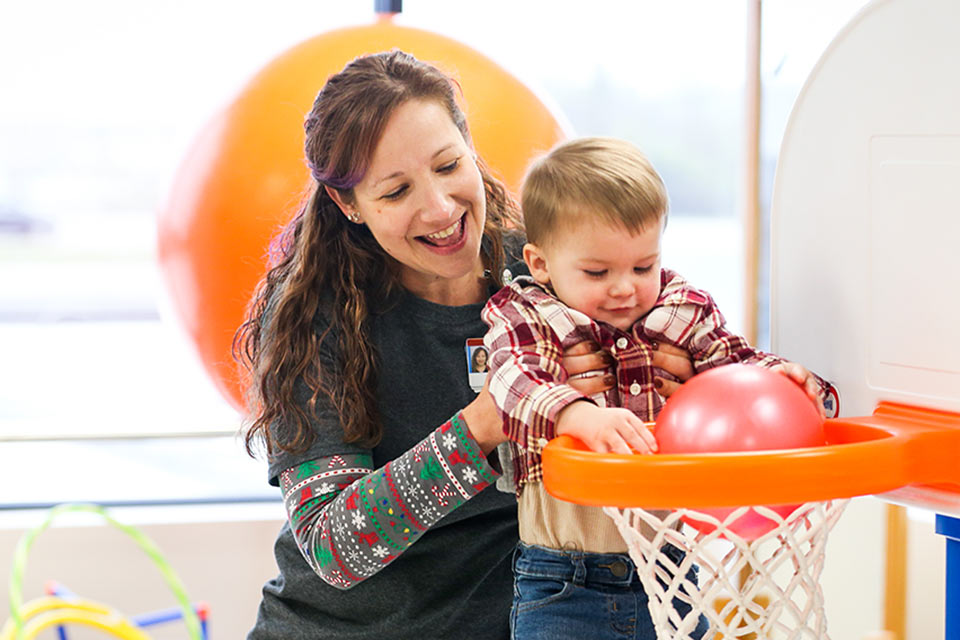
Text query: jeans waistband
513 542 642 587
513 542 689 588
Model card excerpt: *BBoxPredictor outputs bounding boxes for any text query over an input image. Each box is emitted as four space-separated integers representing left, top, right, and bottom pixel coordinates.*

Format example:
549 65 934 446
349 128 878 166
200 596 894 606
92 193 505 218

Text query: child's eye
438 158 460 173
634 266 653 274
583 270 607 278
382 185 408 200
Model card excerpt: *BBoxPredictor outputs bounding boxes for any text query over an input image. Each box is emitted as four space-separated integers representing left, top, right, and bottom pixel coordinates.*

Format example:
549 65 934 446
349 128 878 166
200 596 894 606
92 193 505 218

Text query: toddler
482 137 832 640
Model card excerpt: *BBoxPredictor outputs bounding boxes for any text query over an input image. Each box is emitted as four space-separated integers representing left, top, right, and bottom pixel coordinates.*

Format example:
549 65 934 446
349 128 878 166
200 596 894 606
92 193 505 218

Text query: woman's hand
771 361 827 418
561 341 615 396
563 340 696 398
650 342 695 397
460 377 508 455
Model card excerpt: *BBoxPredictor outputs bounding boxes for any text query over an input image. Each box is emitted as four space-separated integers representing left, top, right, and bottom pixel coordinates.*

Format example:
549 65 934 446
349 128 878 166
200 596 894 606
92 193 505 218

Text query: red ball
655 364 825 540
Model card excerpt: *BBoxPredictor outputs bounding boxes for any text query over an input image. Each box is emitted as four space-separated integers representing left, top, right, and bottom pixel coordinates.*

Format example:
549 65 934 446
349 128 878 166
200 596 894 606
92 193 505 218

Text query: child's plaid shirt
481 269 832 494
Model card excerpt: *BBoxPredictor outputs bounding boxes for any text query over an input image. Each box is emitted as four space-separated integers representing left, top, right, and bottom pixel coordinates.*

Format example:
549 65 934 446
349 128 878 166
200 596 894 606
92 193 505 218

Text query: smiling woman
237 51 521 455
325 99 489 306
233 50 525 639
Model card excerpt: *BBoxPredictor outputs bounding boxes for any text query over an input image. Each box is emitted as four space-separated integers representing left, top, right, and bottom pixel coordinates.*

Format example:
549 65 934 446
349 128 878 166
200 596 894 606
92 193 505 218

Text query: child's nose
609 277 634 298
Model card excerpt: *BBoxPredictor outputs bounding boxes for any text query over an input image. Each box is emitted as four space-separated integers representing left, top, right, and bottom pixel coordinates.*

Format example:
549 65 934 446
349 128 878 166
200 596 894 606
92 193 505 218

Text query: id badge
465 338 488 393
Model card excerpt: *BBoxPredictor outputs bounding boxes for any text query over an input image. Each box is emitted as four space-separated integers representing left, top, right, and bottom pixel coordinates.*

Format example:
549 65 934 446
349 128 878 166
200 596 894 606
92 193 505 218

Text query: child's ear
523 243 551 285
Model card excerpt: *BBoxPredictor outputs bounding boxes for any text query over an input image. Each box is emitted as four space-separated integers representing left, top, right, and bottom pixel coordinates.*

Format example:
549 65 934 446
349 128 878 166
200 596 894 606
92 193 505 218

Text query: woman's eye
382 185 407 200
583 270 607 278
438 158 460 173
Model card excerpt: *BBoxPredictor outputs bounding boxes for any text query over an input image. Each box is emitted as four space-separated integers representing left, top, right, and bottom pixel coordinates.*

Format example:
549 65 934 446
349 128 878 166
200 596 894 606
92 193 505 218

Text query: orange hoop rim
542 402 960 509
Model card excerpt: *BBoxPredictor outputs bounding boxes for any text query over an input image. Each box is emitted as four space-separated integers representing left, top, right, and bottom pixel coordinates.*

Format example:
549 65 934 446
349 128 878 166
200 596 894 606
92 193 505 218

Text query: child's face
524 214 663 331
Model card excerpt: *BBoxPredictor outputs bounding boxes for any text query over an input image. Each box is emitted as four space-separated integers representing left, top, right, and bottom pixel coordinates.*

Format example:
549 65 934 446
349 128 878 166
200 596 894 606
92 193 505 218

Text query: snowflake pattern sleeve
278 412 498 590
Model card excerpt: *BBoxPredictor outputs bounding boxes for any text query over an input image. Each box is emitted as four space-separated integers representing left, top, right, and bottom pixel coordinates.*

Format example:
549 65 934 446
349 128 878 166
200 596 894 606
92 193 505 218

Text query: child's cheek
589 288 608 313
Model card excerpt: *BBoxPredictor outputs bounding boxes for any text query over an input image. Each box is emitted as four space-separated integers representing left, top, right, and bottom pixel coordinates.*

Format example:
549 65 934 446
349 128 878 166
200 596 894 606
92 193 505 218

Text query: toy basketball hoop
542 404 960 639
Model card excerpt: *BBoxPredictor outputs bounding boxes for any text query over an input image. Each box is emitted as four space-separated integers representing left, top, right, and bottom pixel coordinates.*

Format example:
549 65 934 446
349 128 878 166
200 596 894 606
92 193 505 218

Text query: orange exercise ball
158 17 570 413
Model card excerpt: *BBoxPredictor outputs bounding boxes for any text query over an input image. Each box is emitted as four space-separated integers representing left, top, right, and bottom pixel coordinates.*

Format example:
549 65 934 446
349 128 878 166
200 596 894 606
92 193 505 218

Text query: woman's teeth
426 218 460 241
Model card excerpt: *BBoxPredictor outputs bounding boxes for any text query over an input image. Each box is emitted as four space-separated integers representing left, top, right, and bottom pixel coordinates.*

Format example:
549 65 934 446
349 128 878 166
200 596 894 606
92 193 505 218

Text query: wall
0 507 284 640
821 497 945 639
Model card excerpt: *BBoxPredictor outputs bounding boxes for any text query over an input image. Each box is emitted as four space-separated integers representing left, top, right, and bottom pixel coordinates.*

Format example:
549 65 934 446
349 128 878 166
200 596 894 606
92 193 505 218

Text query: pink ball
656 364 825 540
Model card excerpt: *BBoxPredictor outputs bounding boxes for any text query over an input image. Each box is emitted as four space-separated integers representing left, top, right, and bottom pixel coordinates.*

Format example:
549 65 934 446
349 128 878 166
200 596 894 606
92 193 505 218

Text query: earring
346 211 361 224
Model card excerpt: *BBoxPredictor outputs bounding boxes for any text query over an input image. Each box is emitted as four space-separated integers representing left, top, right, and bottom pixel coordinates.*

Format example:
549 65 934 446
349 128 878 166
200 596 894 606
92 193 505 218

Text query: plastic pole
936 515 960 640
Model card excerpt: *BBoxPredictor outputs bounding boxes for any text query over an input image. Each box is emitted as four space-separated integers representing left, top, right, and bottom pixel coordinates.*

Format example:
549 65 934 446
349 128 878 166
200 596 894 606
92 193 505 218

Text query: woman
471 346 489 373
236 50 693 639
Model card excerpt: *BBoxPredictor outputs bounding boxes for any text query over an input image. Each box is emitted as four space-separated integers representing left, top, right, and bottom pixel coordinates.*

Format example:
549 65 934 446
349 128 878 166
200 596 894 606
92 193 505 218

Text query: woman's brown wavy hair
235 50 521 456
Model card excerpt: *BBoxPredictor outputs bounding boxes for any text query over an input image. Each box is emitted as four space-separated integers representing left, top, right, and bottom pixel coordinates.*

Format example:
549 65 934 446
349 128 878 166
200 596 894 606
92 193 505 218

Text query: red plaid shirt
481 269 831 493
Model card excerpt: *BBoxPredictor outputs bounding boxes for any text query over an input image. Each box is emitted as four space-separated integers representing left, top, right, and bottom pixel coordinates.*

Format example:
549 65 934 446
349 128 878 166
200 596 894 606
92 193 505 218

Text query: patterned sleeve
481 287 587 451
278 412 498 590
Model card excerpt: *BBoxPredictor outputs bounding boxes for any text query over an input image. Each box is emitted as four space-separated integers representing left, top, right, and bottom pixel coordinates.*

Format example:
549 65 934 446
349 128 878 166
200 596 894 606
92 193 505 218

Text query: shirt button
630 382 641 396
616 337 628 350
537 438 549 449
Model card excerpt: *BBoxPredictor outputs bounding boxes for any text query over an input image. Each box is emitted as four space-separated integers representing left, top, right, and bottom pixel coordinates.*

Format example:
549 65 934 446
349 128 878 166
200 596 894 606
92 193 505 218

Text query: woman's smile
418 214 466 249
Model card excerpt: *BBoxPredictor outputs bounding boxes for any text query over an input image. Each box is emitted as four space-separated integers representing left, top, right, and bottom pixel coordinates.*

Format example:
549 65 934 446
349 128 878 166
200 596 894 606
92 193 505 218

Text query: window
1 1 866 443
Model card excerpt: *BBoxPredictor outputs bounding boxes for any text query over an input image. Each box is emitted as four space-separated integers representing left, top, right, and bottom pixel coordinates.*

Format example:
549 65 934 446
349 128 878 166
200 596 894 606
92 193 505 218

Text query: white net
603 499 849 639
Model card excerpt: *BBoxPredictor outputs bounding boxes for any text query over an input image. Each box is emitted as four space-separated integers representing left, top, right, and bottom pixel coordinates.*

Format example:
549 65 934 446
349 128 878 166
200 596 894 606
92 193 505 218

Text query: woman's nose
418 180 456 221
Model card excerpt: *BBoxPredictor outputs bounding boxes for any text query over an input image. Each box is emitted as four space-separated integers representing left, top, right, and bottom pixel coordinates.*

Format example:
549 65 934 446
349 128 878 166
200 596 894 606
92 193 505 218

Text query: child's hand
556 401 658 455
771 361 827 418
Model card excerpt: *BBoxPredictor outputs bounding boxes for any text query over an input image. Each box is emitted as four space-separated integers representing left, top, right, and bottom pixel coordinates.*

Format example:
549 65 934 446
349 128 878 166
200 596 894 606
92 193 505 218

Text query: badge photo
465 338 488 393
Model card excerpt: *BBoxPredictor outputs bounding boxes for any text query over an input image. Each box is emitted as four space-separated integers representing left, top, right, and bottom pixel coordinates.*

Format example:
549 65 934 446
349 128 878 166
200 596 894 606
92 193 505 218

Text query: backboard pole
740 0 762 345
935 515 960 640
883 504 908 638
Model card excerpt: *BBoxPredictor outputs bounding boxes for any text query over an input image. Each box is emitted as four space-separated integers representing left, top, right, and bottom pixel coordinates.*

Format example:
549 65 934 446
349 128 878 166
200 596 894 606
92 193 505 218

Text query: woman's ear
324 185 360 223
523 243 551 285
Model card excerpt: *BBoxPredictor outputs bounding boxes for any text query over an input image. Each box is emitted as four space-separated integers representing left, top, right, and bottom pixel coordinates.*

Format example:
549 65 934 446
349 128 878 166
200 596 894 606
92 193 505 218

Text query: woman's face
346 99 486 304
475 348 487 368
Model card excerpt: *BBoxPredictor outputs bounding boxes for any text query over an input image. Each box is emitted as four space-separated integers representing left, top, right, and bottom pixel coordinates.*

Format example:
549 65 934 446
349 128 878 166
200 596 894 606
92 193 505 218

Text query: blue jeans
510 542 708 640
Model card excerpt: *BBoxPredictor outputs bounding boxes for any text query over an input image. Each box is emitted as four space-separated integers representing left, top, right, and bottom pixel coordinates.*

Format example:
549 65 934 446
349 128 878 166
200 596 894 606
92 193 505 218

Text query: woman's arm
280 412 498 590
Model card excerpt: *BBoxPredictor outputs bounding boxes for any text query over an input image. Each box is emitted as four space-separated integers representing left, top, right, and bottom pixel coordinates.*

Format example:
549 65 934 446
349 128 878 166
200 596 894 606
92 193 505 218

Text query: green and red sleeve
278 412 498 590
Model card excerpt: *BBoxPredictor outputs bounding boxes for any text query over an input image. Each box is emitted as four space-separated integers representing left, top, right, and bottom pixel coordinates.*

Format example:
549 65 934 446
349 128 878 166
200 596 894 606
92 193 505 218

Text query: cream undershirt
518 482 668 553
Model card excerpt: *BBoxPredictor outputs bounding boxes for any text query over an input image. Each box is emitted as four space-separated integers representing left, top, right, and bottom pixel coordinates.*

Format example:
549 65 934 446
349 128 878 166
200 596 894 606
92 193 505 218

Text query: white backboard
769 0 960 512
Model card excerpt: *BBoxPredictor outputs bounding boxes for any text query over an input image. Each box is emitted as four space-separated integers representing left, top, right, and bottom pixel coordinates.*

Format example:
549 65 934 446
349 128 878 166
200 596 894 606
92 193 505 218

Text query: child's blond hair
521 137 668 246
